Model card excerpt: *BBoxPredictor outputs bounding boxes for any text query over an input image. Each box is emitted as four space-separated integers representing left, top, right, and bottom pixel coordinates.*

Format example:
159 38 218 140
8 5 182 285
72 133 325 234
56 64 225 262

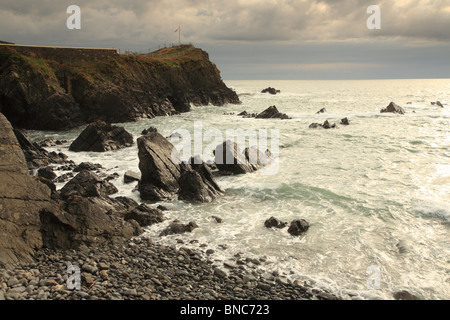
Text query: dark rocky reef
0 45 240 130
256 106 291 120
380 102 405 115
261 87 280 95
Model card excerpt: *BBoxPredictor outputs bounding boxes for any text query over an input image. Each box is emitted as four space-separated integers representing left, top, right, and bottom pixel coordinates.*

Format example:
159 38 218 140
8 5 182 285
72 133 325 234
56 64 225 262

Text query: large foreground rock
59 170 118 199
380 102 405 115
69 121 134 152
137 132 224 203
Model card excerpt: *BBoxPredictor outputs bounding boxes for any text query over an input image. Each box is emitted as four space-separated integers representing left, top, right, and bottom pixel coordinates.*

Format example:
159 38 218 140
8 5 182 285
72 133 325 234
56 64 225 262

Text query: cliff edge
0 44 240 130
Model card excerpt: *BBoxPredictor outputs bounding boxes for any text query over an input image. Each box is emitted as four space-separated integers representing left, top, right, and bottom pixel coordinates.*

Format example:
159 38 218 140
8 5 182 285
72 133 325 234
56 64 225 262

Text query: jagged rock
340 118 350 125
141 126 158 135
12 129 69 170
59 170 118 199
69 121 134 152
309 120 337 129
261 87 280 95
264 217 288 229
214 140 255 175
380 102 405 115
159 221 199 237
137 132 182 201
238 111 248 116
287 219 310 236
124 170 141 184
256 106 291 119
124 204 165 227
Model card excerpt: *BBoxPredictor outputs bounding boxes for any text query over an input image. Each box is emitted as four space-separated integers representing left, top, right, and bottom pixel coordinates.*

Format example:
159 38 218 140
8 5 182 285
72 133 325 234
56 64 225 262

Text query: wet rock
309 120 337 129
316 108 326 114
243 146 272 170
380 102 405 115
436 101 444 108
159 221 198 237
214 140 256 175
255 106 291 119
211 216 223 223
238 111 248 116
340 118 350 125
287 219 310 236
73 162 103 173
69 121 134 152
124 171 141 184
264 217 288 229
141 127 158 135
59 170 118 199
261 87 280 95
37 138 68 148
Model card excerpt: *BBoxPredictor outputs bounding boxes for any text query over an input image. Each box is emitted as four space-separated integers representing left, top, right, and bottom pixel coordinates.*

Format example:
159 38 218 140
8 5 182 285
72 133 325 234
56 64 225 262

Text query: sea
28 79 450 300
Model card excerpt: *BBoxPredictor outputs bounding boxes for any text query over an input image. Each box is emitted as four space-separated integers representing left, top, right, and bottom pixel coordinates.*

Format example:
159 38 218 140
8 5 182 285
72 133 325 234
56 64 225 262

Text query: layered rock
137 132 224 203
69 121 134 152
0 45 240 130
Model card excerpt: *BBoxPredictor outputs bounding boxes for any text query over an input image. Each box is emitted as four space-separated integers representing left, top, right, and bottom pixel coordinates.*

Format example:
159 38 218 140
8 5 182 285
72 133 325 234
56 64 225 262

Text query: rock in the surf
287 219 310 236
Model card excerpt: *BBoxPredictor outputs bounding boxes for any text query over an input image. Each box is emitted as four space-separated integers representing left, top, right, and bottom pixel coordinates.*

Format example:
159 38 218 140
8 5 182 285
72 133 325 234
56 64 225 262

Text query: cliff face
0 45 240 130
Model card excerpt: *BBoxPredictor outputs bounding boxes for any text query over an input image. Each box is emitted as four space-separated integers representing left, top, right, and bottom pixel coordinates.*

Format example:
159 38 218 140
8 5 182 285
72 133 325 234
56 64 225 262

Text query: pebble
0 240 331 301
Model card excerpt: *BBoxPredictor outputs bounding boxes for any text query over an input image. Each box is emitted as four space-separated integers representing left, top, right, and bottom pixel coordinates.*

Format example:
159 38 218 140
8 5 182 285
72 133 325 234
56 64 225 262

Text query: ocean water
29 79 450 300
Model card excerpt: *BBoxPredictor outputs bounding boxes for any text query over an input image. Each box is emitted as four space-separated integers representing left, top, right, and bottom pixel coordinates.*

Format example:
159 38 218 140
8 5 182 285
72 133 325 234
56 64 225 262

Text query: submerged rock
69 121 134 152
309 120 337 129
159 221 199 237
380 102 405 115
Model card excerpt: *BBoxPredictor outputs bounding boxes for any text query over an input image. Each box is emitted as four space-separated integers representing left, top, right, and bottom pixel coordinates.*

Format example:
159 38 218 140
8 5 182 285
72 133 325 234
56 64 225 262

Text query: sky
1 0 449 80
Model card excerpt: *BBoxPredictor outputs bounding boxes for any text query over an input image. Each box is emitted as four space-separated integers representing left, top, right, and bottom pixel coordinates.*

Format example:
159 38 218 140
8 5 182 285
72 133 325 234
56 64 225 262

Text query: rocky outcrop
256 106 291 119
214 140 256 175
340 118 350 125
261 87 280 95
137 132 224 203
0 112 150 268
0 45 240 130
123 204 165 227
309 120 338 129
316 108 326 114
380 102 405 114
69 121 134 152
59 170 118 200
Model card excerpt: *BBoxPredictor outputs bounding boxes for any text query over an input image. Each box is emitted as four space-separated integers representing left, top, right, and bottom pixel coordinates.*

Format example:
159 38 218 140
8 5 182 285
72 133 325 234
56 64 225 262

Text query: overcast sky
1 0 449 79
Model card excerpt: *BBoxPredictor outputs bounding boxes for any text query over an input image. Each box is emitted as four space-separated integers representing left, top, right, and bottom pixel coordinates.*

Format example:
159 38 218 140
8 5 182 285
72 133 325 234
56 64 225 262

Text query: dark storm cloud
0 1 449 79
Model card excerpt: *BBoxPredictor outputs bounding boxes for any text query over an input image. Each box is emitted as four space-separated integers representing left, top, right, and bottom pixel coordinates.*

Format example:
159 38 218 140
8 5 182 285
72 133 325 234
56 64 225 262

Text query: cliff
0 45 240 130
